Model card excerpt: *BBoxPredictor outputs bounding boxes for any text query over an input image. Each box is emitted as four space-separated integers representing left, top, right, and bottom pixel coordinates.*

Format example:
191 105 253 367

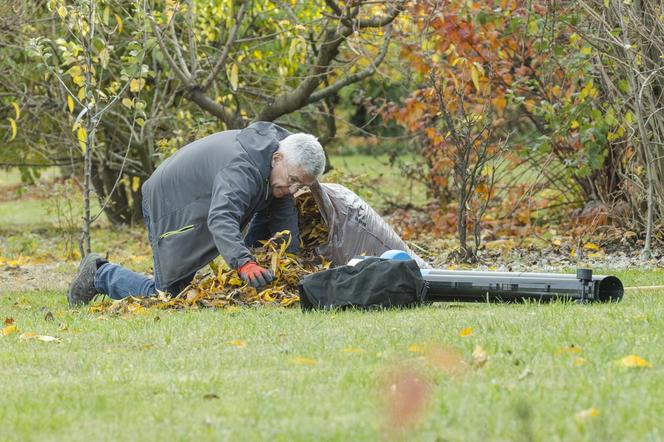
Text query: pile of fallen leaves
92 191 330 314
297 191 329 249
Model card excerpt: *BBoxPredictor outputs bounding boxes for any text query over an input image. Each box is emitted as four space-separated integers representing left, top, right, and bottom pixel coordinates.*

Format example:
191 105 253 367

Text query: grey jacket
142 122 298 287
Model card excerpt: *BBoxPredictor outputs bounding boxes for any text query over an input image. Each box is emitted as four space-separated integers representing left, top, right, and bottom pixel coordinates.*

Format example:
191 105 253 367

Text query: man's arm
207 164 261 269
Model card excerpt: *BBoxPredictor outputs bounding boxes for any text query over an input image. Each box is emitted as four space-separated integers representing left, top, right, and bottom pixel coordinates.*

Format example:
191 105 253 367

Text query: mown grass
1 287 662 441
1 163 663 441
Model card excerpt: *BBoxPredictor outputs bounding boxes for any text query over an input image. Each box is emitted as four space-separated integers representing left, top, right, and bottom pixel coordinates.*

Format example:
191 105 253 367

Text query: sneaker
67 253 104 306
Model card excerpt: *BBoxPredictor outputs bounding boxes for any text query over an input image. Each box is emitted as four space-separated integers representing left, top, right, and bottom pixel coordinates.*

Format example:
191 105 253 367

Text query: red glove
238 261 275 288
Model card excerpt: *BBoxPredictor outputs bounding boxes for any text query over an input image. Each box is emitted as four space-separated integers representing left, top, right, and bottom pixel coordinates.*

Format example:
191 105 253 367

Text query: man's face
269 152 315 198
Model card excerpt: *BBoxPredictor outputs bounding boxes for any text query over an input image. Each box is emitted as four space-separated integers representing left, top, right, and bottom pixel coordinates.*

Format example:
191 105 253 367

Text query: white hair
278 133 326 178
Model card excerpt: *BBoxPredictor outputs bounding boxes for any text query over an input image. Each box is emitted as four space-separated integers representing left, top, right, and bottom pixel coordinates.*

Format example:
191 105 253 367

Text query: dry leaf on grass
472 345 488 368
225 339 246 348
19 332 61 343
575 407 599 420
2 324 18 336
618 354 652 368
289 357 318 365
555 345 582 355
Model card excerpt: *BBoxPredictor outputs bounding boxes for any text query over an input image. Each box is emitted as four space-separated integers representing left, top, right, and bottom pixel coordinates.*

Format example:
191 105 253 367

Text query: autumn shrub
381 0 641 247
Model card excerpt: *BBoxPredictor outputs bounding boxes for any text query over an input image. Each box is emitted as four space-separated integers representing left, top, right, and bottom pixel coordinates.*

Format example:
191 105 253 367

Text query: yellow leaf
121 97 134 109
470 65 481 92
289 357 318 365
574 357 588 366
555 345 582 355
625 111 634 124
11 101 20 120
408 344 424 353
68 65 82 77
102 6 110 25
225 339 246 348
342 347 364 354
472 345 488 367
130 78 145 93
2 324 18 336
288 38 299 60
77 87 86 101
583 242 601 251
99 48 110 69
570 120 579 129
619 354 652 368
57 5 67 18
114 14 124 33
228 276 243 286
569 33 579 45
228 63 239 91
528 18 538 34
77 126 87 153
72 74 85 87
8 118 17 141
575 407 599 420
131 176 140 193
458 327 473 337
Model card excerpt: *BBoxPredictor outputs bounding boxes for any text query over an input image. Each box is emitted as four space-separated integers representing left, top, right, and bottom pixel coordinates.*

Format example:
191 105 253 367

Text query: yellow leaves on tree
130 78 145 93
228 63 239 91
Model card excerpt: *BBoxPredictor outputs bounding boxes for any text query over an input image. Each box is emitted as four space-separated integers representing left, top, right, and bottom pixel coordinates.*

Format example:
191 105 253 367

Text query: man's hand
238 261 275 288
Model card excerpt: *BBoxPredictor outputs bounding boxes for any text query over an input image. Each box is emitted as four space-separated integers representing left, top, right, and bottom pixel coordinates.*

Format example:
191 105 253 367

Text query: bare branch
189 87 239 127
148 16 192 85
356 1 404 29
169 16 193 78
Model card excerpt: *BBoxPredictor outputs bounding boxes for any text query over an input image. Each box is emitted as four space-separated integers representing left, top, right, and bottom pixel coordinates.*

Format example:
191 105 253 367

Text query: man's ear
271 151 283 167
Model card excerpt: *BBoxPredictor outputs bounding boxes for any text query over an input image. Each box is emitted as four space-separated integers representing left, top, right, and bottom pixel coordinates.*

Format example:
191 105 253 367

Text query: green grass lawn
1 286 662 441
1 164 663 440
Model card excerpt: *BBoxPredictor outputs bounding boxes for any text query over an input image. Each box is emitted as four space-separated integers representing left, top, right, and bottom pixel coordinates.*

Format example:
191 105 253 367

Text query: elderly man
67 121 326 306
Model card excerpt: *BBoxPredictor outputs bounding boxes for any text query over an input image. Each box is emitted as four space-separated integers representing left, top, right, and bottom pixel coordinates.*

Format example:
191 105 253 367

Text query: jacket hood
236 121 292 178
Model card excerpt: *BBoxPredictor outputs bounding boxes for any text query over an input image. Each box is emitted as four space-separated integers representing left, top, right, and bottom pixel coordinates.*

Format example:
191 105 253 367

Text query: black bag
298 258 428 310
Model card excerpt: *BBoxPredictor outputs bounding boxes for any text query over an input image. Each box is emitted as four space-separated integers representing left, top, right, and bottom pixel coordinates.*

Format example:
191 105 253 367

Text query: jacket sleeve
207 164 263 269
268 195 299 253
